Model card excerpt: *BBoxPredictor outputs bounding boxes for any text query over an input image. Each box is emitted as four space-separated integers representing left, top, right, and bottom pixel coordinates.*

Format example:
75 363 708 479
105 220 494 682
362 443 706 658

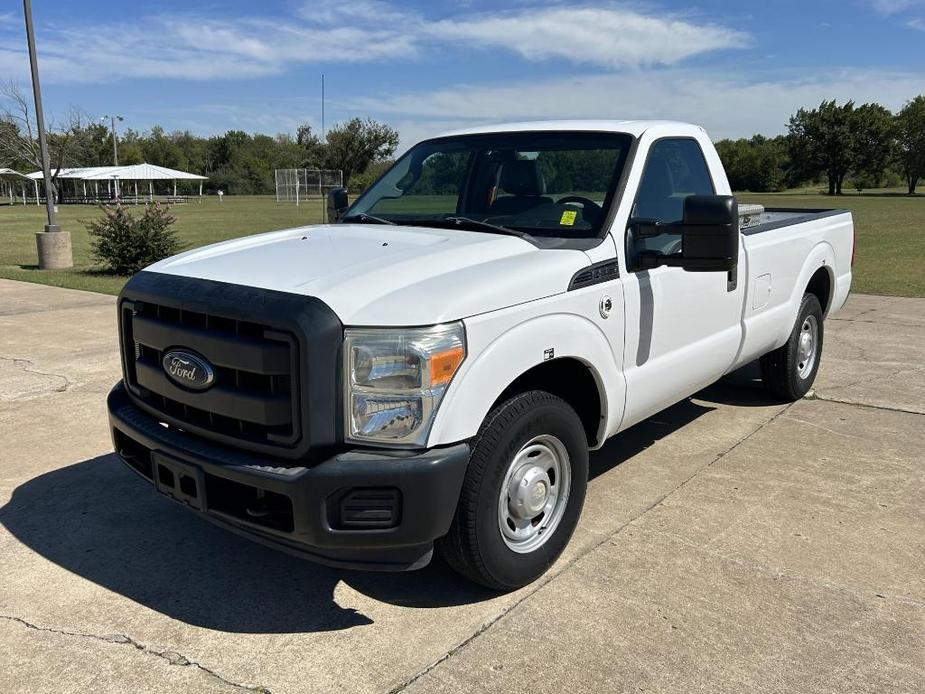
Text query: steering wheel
556 196 603 223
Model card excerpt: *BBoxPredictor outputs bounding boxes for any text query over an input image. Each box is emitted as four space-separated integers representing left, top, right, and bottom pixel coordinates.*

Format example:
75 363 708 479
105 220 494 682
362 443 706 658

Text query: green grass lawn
0 196 325 295
1 192 922 297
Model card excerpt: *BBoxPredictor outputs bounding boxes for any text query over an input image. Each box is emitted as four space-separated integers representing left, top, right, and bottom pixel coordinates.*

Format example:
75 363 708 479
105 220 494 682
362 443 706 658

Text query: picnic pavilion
19 163 208 205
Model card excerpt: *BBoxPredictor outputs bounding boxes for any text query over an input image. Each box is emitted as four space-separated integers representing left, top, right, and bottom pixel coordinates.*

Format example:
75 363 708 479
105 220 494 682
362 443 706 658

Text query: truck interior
347 131 633 239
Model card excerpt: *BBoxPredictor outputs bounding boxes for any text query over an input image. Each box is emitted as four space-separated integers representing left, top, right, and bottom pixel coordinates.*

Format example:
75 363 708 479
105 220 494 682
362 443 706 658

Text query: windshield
345 131 633 239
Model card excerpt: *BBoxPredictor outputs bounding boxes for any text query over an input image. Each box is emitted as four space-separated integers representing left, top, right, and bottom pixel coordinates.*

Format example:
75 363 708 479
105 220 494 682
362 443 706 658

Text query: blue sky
1 1 923 149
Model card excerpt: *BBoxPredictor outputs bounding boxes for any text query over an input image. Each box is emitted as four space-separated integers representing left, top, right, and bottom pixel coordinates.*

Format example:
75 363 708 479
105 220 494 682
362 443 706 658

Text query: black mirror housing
679 195 739 272
634 195 739 273
327 187 349 223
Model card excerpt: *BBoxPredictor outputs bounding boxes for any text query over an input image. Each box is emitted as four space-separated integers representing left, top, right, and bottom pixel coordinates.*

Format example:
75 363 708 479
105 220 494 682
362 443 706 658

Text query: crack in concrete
781 413 874 440
0 355 71 397
0 614 271 693
830 316 924 328
804 392 925 416
387 405 793 693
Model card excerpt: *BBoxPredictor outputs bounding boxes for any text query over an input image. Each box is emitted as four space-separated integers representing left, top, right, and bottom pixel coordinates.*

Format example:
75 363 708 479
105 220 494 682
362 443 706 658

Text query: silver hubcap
498 434 571 553
797 314 818 379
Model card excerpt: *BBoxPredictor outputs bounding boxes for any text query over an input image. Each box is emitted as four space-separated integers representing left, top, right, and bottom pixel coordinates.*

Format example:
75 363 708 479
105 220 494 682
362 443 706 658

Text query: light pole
23 0 72 269
101 114 123 166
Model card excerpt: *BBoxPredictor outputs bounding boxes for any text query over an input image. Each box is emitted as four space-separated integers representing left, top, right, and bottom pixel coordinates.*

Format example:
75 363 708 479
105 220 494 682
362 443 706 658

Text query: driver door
620 137 744 429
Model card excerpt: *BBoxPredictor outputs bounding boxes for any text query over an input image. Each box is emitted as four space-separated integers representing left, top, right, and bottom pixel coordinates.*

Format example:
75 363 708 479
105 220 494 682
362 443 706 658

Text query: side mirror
677 195 739 272
635 195 739 273
327 187 349 223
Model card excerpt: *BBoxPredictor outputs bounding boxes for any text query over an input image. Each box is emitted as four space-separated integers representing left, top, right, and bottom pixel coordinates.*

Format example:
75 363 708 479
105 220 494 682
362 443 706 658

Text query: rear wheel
437 390 588 590
760 293 824 401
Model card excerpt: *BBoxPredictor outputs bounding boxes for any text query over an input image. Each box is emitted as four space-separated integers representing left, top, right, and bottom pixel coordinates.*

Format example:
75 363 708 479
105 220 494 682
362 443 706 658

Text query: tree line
717 95 925 195
0 82 398 194
2 79 923 197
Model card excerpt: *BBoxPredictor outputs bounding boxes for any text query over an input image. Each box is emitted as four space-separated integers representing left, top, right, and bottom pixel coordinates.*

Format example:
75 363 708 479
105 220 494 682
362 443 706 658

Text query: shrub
87 204 183 275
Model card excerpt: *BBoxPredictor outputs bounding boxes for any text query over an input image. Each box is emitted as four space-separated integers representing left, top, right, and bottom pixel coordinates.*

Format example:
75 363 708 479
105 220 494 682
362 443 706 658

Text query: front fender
426 312 625 448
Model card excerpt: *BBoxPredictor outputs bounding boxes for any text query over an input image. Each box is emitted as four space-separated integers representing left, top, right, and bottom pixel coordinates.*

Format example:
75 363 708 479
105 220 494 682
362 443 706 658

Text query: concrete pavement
0 279 922 693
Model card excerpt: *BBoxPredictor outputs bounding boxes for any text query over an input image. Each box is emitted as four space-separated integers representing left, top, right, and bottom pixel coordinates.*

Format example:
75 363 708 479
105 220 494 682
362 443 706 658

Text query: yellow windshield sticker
559 210 577 226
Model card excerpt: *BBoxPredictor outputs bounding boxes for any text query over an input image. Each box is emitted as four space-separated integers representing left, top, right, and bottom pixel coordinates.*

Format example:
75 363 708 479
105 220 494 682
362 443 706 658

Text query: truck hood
146 224 590 325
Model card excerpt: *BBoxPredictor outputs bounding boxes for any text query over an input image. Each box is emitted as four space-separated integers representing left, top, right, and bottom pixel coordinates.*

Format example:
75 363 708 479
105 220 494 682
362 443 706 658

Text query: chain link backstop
274 169 343 204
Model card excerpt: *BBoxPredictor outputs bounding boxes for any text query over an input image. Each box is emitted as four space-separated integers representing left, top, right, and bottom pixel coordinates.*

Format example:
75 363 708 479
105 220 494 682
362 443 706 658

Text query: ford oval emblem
162 350 215 391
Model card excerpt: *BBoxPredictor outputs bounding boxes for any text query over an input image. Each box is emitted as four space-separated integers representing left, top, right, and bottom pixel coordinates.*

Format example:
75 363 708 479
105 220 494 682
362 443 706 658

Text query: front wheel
760 293 824 401
436 390 589 590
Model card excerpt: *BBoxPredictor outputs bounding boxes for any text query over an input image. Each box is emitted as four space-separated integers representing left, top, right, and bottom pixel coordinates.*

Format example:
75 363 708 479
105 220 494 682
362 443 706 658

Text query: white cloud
0 13 417 84
342 68 925 149
870 0 925 14
0 3 748 84
907 17 925 28
296 1 418 25
430 7 748 69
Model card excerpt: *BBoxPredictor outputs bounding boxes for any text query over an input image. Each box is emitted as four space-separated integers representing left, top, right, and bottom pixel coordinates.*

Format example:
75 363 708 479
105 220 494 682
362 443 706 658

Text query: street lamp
101 115 123 166
23 0 72 270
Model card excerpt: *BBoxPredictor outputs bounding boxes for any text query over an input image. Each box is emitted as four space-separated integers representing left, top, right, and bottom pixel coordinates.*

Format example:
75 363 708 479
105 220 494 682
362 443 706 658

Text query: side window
632 139 714 224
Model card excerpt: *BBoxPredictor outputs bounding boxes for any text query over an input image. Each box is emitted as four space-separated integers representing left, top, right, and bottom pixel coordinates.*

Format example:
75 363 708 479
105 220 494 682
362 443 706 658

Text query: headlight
344 323 466 446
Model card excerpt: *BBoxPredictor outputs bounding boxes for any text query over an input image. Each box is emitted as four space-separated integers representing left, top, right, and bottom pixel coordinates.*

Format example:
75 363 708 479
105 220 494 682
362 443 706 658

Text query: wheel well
806 266 832 314
493 358 603 446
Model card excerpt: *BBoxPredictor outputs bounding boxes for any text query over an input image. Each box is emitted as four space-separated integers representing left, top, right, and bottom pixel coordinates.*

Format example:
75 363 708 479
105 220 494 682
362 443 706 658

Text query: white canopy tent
25 166 124 179
0 168 36 206
26 166 124 202
26 163 208 203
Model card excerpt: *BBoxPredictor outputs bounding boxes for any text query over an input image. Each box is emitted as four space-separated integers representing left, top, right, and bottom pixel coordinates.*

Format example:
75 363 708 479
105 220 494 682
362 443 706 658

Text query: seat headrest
500 160 547 197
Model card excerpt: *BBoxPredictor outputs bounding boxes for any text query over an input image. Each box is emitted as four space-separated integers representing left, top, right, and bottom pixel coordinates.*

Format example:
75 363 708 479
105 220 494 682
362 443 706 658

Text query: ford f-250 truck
108 120 853 589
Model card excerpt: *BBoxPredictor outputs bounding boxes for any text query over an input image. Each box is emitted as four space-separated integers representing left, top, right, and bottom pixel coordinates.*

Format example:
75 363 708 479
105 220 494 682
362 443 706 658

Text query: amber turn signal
430 346 465 386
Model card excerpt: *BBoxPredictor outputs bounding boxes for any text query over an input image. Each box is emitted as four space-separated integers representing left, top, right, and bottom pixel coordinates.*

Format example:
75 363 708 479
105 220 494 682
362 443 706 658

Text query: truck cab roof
438 120 707 139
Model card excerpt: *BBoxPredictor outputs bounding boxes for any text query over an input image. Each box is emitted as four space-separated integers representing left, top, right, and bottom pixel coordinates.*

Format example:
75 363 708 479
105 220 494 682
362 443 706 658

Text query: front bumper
107 383 470 571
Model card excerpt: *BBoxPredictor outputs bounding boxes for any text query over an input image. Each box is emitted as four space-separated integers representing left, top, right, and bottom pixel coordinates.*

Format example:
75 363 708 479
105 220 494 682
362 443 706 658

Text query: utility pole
24 0 72 269
321 74 326 223
102 114 123 166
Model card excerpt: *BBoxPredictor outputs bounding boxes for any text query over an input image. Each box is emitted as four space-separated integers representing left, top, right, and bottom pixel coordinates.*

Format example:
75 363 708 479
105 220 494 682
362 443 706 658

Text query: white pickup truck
108 120 853 589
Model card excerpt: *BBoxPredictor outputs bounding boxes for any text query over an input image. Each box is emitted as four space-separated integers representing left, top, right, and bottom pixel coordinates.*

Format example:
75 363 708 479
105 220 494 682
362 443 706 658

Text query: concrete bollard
36 228 74 270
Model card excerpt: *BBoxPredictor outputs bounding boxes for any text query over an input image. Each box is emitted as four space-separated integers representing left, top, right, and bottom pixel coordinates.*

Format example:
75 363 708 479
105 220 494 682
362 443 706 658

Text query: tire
436 390 589 590
760 293 824 401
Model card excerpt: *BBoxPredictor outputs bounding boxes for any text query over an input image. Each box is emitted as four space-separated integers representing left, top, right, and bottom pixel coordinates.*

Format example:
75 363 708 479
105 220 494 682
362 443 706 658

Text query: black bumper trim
108 383 470 571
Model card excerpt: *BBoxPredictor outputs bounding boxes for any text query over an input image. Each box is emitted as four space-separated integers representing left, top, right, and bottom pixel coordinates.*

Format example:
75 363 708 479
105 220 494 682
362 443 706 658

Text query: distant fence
274 169 343 204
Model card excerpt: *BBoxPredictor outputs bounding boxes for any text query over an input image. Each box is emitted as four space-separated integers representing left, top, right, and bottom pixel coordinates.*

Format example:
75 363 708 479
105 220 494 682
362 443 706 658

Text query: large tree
788 99 895 195
295 124 324 168
851 102 895 185
788 100 855 195
322 118 399 188
896 95 925 195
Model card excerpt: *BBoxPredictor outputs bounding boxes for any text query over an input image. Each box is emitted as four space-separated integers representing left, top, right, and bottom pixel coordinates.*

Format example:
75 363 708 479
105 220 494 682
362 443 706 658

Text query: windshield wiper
340 213 396 225
439 216 530 239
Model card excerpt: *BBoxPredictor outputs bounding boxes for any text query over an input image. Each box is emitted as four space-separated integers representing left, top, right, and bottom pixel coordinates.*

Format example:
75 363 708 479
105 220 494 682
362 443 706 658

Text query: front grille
121 299 300 450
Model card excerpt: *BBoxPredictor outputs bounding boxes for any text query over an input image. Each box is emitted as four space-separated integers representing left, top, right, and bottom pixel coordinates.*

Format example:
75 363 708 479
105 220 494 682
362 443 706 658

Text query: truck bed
733 205 854 371
739 206 849 234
